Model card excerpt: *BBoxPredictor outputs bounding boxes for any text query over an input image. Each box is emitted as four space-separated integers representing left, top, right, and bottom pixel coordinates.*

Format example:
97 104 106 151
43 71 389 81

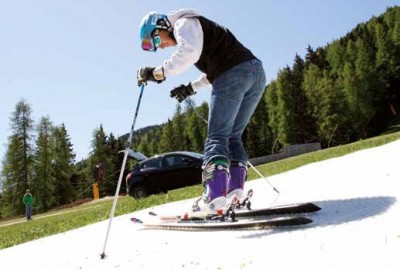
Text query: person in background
137 9 266 218
23 189 34 220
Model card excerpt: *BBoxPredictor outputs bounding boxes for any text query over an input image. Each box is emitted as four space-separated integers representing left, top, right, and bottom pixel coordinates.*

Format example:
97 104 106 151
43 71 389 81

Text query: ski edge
131 216 312 231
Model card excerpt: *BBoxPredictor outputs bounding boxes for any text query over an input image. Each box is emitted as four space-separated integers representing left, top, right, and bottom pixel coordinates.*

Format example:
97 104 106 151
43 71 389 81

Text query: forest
1 6 399 218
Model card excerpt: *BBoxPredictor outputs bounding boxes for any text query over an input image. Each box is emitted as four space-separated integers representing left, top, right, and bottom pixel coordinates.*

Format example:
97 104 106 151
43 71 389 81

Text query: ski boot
185 158 229 219
227 161 248 202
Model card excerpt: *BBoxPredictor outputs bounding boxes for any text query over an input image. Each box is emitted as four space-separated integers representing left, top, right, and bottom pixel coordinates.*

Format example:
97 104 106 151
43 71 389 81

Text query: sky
0 0 399 165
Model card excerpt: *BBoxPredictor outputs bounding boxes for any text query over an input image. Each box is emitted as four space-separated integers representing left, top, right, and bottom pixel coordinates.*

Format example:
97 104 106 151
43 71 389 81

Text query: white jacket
156 9 211 91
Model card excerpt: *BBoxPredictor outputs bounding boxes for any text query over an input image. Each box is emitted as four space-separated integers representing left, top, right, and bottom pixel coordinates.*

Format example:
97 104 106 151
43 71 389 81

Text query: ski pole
247 161 279 194
100 83 145 259
182 97 279 194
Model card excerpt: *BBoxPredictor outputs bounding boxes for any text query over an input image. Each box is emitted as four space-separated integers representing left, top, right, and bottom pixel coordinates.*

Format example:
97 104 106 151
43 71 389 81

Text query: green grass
1 121 400 249
0 186 203 250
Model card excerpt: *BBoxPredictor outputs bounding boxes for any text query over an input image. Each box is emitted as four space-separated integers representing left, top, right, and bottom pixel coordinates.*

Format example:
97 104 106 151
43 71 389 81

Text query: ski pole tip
100 252 107 259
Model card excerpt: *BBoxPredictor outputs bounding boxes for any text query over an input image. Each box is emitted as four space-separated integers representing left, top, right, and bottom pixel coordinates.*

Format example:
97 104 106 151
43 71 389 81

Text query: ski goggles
141 35 161 52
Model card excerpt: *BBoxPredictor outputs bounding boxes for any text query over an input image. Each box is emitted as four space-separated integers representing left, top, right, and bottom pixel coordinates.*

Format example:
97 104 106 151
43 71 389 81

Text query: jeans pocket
213 67 255 98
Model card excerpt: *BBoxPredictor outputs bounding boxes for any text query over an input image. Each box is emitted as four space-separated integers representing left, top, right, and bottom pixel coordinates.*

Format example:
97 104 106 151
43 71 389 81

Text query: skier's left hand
137 66 165 86
170 83 196 103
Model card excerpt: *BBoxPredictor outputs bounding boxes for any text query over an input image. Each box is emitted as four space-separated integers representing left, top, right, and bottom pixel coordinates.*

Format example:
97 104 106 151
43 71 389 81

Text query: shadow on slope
311 196 396 226
239 196 396 239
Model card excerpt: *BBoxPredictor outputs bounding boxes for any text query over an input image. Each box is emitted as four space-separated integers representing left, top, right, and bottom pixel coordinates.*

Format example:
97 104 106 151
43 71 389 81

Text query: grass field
1 119 399 250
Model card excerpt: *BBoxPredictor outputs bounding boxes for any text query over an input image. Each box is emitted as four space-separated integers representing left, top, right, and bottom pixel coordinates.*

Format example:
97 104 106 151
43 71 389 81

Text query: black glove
170 83 196 103
137 67 165 86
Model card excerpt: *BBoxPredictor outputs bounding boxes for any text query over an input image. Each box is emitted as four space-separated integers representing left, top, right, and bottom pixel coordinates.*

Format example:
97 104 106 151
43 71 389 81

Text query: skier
137 9 266 218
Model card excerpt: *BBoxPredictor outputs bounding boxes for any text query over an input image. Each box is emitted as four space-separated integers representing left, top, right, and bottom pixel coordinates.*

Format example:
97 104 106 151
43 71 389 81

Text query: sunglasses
141 34 162 51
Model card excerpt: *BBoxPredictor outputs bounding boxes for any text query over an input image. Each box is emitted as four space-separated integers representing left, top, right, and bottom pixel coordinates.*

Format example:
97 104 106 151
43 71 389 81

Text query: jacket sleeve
161 18 203 77
191 74 211 91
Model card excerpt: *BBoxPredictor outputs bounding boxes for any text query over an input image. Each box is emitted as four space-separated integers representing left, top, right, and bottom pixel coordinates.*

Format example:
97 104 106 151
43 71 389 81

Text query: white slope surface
1 140 400 270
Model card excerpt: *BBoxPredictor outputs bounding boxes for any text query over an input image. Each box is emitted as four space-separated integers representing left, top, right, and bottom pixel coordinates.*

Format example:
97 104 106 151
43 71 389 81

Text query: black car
126 151 204 199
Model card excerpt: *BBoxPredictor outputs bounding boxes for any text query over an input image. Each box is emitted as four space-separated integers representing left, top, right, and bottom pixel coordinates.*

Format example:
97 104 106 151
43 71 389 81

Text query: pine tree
72 158 91 200
32 116 56 211
322 71 348 146
243 91 272 157
390 8 400 47
0 100 34 215
89 125 113 197
198 102 209 143
292 54 316 142
305 45 329 70
52 124 76 205
276 67 299 145
391 11 400 64
265 82 282 153
160 119 175 153
375 22 393 80
1 137 21 216
149 129 161 155
354 38 380 134
303 65 326 144
172 104 186 150
137 134 151 157
184 99 207 153
326 40 346 78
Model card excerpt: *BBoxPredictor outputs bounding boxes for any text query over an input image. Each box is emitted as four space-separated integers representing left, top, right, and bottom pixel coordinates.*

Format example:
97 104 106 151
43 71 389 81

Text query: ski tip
296 216 313 225
130 217 143 224
306 202 321 212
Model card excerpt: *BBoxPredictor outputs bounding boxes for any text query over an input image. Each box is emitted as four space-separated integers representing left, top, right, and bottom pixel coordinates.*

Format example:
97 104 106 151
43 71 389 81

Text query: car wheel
132 185 148 199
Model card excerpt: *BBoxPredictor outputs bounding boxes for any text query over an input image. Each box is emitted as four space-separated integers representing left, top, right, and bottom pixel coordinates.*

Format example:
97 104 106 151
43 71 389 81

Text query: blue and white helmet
140 12 173 52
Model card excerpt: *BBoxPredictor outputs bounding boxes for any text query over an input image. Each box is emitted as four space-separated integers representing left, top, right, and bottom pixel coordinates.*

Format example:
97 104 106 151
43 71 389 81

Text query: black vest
194 16 257 83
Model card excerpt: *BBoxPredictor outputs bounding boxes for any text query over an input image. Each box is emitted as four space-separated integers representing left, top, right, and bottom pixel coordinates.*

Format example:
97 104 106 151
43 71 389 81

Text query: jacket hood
167 8 200 26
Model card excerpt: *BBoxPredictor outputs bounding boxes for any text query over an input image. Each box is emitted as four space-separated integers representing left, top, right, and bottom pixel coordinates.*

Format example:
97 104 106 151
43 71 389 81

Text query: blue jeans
204 59 266 165
26 205 32 220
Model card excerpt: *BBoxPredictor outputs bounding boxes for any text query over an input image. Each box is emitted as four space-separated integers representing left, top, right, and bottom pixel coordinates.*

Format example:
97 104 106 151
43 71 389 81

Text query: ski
235 202 321 218
147 202 321 222
131 216 312 231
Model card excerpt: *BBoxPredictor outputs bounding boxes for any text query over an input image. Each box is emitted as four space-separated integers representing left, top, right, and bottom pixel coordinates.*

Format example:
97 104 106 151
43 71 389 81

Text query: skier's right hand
137 66 165 86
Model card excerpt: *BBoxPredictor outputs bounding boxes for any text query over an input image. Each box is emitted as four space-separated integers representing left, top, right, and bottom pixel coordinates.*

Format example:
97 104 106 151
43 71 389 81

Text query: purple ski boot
227 161 248 201
186 159 229 219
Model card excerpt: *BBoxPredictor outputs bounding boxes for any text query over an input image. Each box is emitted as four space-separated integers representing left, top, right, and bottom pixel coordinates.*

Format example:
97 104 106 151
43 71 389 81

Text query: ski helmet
140 12 173 52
